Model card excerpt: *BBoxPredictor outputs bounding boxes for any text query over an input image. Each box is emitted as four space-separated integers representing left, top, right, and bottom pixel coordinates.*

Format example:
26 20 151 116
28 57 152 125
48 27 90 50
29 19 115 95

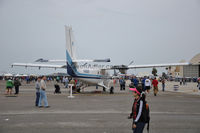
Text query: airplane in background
12 26 191 90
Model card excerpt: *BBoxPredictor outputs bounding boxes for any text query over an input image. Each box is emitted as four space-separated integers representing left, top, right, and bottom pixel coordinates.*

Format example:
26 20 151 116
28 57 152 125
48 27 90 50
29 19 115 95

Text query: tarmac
0 80 200 133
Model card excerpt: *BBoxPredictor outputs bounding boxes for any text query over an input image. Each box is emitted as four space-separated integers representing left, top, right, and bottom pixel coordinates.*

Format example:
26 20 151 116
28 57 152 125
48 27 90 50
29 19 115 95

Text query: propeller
112 60 134 75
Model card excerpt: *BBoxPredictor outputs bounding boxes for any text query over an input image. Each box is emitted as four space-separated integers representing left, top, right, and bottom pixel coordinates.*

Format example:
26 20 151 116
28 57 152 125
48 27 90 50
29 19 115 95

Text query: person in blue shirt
119 78 124 91
131 76 139 88
142 76 146 91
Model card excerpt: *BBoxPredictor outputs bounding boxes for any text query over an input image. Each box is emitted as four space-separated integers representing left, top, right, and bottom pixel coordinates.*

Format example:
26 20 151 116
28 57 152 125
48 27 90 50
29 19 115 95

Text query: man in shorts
145 77 151 93
6 78 14 95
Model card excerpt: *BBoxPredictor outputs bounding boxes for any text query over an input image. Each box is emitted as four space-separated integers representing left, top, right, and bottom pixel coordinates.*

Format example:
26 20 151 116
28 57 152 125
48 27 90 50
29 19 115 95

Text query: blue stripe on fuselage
66 50 102 79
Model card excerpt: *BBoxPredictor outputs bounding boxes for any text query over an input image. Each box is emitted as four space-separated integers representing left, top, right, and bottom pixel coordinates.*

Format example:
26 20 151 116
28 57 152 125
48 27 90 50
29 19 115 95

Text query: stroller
54 83 61 94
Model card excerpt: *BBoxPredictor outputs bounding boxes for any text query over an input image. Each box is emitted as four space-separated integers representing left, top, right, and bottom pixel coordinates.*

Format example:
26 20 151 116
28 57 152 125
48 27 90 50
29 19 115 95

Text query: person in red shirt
152 77 158 96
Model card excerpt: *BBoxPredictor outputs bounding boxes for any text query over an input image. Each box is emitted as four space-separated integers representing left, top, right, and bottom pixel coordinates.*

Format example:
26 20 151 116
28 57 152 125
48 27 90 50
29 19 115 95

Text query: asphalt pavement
0 81 200 133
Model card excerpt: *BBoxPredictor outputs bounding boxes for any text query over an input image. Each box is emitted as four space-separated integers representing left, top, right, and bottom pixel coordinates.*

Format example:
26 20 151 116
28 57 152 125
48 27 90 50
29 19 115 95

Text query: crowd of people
118 76 164 96
3 76 71 95
4 75 200 97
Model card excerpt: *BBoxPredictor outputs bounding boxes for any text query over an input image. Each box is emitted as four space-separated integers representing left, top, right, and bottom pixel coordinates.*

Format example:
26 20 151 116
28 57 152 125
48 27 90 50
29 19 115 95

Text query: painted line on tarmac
0 93 130 96
151 111 200 115
1 110 200 115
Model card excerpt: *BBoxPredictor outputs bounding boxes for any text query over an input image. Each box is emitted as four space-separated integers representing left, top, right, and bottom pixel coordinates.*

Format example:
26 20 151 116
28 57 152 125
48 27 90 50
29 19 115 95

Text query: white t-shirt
145 79 151 86
40 79 46 90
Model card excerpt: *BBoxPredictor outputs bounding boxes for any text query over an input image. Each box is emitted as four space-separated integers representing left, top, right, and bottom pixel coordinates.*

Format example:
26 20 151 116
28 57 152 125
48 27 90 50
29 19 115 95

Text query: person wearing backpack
128 87 150 133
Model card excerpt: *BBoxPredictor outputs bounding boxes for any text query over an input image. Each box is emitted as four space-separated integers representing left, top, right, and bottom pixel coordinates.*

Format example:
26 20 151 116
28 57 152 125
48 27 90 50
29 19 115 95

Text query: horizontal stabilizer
73 58 110 63
35 58 49 62
35 58 110 63
35 58 66 63
93 58 111 62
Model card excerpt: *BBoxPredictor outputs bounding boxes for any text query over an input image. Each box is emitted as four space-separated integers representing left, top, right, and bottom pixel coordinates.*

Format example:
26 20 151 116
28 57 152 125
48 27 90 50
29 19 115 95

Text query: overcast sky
0 0 200 75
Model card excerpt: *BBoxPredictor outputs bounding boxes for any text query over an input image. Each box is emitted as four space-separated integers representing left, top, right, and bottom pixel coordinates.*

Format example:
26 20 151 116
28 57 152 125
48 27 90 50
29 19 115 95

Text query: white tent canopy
3 73 13 77
15 74 23 77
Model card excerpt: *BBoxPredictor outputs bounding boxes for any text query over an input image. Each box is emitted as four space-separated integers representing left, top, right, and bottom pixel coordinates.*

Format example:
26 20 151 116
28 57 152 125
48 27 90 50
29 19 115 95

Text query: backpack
143 102 150 133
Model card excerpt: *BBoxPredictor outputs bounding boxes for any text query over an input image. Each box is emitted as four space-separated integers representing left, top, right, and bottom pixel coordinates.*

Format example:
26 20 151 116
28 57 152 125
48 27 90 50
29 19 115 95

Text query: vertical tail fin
65 25 78 76
65 25 76 61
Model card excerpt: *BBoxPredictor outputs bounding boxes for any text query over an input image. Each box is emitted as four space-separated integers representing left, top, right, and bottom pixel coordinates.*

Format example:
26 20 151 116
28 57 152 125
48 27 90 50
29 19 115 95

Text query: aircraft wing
128 62 191 69
12 63 66 69
104 62 191 70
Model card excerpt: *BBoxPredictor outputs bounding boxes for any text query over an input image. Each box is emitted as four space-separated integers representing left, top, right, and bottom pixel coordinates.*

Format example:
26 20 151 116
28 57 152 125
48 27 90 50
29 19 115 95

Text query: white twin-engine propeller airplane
12 26 191 90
